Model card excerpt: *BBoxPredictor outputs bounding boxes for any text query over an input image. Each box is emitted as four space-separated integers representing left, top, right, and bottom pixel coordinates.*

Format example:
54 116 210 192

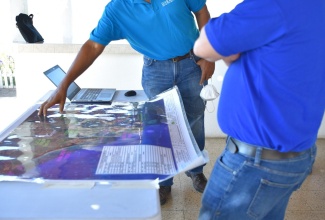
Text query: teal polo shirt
90 0 206 60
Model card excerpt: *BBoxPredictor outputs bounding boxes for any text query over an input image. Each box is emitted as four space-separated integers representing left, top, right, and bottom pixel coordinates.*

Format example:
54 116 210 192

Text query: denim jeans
141 52 206 186
199 137 316 220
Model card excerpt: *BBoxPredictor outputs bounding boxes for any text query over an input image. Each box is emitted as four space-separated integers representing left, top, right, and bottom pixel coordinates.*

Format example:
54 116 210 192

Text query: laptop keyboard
80 89 101 100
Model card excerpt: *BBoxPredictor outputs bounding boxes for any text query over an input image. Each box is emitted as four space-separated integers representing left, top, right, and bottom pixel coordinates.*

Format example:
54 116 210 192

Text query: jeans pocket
218 149 247 174
143 56 154 66
218 155 237 173
247 178 299 219
190 53 201 66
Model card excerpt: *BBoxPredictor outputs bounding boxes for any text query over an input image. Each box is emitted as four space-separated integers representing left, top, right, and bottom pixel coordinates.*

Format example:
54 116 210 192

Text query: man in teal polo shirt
39 0 215 205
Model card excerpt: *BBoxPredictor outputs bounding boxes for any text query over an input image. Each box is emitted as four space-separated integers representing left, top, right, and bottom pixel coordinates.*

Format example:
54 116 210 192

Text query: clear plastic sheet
0 86 208 183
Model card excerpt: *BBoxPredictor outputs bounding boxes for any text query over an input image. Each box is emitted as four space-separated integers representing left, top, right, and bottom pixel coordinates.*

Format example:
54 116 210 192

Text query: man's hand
197 59 215 85
38 88 67 116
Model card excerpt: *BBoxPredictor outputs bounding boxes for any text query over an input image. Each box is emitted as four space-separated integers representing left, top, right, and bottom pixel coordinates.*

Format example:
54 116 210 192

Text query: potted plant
0 53 15 88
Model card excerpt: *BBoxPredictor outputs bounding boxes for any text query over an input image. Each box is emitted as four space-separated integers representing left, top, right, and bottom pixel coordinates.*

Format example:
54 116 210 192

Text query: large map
0 87 208 183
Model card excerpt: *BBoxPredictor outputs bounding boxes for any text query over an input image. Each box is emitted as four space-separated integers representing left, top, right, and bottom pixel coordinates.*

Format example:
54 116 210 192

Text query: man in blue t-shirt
194 0 325 219
39 0 215 205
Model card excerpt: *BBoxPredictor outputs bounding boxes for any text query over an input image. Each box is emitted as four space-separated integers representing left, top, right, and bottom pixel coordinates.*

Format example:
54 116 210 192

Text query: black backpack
16 13 44 43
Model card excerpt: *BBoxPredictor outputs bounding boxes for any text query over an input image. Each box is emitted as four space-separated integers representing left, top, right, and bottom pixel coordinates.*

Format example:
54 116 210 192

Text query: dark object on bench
16 13 44 43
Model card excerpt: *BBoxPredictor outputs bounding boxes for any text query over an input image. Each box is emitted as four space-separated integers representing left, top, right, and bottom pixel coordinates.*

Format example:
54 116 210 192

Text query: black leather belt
170 50 192 62
228 137 305 160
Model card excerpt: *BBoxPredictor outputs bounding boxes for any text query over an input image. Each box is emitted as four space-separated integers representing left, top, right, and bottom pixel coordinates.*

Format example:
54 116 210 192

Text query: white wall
1 0 324 138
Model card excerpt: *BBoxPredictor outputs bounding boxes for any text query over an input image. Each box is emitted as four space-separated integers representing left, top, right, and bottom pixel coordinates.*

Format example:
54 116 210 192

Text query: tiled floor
161 138 325 220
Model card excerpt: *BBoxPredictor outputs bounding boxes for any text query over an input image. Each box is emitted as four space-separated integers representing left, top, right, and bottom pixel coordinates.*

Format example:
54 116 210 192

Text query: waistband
227 137 306 160
169 50 193 62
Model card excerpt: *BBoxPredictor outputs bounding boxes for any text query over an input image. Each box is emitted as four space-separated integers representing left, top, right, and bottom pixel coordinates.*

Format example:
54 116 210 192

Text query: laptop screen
44 65 81 100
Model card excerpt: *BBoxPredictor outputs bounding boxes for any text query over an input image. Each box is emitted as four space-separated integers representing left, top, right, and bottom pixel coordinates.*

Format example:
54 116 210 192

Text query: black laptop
44 65 116 104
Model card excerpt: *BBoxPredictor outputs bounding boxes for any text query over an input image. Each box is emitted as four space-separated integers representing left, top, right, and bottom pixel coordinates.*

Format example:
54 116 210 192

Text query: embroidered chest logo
161 0 174 7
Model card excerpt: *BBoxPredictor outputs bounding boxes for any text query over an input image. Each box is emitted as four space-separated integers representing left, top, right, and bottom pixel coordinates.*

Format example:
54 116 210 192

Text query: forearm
194 26 223 62
60 40 105 89
194 5 210 30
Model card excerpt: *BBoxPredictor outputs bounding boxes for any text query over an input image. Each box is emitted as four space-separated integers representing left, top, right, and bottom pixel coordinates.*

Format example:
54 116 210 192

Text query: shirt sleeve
89 1 124 46
186 0 206 13
205 0 287 56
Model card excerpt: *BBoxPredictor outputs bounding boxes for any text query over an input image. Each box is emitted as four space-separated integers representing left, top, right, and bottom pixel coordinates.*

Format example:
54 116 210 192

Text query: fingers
39 91 56 116
59 100 65 114
206 73 213 80
197 59 215 84
199 73 209 85
201 72 211 84
38 100 51 116
39 97 66 116
200 72 213 84
38 88 68 116
200 76 205 85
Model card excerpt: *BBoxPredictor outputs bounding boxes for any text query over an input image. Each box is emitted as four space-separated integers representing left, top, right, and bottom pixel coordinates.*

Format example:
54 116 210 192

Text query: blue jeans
141 53 206 186
199 137 316 220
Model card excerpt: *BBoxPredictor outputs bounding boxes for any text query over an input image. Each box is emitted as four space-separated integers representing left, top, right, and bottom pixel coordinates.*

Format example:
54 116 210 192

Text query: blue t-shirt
205 0 325 151
90 0 206 60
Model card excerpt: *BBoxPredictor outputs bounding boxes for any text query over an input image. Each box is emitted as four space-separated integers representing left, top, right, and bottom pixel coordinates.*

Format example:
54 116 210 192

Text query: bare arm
194 5 215 84
194 26 240 64
39 40 105 116
194 5 210 31
65 40 105 86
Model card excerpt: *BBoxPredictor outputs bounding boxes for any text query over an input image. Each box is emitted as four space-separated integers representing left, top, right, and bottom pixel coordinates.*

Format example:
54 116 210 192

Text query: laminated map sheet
0 86 208 183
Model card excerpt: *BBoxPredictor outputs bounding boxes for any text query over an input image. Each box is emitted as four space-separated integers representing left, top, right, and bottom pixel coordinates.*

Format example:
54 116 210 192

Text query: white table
0 90 161 220
0 181 160 220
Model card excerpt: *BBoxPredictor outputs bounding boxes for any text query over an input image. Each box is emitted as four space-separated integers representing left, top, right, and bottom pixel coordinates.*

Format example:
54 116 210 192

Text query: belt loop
311 144 317 160
254 147 263 165
189 49 194 59
226 135 230 143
